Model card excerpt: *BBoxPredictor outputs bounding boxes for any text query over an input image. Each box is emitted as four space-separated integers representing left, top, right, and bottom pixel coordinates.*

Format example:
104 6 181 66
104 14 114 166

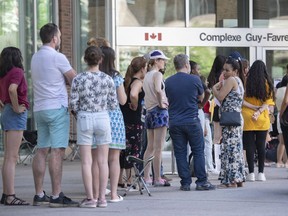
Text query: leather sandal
4 194 30 205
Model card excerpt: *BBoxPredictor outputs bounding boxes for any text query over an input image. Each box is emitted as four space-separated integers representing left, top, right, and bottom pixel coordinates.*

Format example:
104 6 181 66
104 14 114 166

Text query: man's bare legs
32 147 65 196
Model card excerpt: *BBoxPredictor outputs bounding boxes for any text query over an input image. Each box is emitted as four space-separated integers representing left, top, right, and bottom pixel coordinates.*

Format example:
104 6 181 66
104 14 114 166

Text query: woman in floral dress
212 57 246 188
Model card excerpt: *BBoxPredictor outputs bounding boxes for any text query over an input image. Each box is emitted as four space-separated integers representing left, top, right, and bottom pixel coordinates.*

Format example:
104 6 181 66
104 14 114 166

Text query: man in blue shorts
31 23 78 207
165 54 216 191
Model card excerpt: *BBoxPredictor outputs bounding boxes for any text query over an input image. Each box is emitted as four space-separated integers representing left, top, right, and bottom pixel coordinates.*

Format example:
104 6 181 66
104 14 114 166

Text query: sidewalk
0 152 288 216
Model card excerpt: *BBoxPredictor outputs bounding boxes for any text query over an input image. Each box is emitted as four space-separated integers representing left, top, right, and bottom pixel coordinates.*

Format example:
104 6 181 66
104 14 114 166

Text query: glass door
262 48 288 85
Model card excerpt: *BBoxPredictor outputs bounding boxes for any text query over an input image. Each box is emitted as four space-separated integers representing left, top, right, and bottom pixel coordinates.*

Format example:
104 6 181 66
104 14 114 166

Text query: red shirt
0 67 29 109
203 101 210 114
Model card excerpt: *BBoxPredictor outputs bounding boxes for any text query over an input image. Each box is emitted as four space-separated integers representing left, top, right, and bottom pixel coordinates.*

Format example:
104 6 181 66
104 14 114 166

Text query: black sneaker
196 182 216 191
180 185 191 191
49 192 79 208
33 191 50 206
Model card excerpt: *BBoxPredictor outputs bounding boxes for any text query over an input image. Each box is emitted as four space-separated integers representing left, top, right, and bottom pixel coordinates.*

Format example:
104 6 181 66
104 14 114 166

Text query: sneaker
257 172 266 181
97 199 107 208
154 179 171 187
79 198 97 208
49 192 79 208
180 185 191 191
33 191 50 206
196 182 216 191
246 173 255 182
207 169 220 175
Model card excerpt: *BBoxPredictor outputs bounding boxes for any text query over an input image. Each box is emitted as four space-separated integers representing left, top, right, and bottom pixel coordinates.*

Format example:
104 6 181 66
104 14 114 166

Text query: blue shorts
0 104 27 131
34 106 70 149
145 106 169 129
76 111 112 147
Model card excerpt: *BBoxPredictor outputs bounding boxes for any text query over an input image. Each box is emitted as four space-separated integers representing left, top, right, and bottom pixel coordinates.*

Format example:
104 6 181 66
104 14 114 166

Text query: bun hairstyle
87 37 110 47
84 46 103 67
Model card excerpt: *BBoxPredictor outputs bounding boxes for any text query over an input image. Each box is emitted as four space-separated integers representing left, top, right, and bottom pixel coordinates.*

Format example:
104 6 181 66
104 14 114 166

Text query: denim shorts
34 106 70 148
145 106 169 129
0 104 27 131
77 111 112 147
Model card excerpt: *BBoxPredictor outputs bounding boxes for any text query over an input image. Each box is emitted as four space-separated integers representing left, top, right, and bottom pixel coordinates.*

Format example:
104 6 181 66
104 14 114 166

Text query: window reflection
0 0 19 50
118 46 185 78
77 0 106 72
253 0 288 28
117 0 185 27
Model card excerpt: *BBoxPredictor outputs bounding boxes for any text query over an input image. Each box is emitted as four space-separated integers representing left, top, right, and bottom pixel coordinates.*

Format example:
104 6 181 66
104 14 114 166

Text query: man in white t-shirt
31 23 77 207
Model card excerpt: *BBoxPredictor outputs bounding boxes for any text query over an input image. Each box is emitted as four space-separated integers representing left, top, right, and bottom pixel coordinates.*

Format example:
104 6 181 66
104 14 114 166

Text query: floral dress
219 83 245 184
109 74 126 149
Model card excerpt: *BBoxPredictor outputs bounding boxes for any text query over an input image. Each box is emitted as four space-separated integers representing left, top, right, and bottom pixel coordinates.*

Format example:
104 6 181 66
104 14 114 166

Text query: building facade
1 0 288 152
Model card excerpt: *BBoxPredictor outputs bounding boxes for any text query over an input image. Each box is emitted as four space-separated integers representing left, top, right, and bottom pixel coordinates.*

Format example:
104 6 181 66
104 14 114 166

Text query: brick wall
58 0 73 64
58 0 77 144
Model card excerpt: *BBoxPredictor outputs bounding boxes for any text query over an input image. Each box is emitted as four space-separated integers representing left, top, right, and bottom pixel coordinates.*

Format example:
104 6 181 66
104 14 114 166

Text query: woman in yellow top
242 60 275 182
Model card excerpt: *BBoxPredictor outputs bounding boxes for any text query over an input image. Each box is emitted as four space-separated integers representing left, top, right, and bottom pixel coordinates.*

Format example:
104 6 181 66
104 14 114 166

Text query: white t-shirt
31 45 72 112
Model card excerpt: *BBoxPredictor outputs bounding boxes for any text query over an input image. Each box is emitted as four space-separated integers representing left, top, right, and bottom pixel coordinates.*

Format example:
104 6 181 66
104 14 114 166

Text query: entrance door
262 48 288 84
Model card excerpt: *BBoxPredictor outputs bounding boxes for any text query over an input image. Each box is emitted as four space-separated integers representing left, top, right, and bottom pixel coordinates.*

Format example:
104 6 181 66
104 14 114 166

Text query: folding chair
18 130 37 165
123 155 154 197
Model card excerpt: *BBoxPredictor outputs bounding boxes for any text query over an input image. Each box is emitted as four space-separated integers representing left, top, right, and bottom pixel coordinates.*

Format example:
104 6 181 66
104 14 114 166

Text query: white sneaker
257 172 266 181
207 169 220 175
246 173 255 182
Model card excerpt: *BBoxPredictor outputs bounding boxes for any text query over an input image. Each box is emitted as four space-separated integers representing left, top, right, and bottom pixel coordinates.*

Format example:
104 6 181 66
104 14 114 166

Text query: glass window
76 0 106 72
24 0 53 130
118 46 185 78
265 49 288 81
189 0 249 28
117 0 185 27
253 0 288 28
189 47 250 79
0 0 19 51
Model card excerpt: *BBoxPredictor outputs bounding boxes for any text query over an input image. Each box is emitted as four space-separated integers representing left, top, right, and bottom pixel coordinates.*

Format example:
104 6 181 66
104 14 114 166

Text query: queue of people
1 22 287 208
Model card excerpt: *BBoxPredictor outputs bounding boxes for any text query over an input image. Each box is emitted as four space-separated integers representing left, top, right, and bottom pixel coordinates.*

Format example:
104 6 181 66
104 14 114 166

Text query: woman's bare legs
213 122 222 172
93 144 109 202
79 145 93 200
108 149 121 200
143 127 167 182
2 130 23 202
277 133 288 167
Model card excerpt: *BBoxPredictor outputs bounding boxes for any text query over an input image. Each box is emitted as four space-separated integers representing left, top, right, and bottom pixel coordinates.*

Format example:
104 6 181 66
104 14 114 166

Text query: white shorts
77 111 111 146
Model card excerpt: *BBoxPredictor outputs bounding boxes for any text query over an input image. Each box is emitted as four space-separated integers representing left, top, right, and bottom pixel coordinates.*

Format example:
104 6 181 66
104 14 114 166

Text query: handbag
280 107 288 126
219 111 241 126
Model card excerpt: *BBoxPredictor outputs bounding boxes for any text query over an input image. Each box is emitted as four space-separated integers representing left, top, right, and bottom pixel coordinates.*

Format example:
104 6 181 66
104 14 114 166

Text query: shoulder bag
219 111 241 126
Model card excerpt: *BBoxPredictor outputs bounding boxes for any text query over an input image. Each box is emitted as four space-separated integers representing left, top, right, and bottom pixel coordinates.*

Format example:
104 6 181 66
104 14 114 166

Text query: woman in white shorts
70 46 118 208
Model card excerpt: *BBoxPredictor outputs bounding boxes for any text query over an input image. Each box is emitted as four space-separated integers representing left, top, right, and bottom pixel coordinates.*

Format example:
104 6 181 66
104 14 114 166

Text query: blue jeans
169 121 207 186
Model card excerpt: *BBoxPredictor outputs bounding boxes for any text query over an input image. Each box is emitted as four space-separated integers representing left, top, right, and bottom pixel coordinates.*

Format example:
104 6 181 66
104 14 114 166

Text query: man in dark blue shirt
165 54 215 191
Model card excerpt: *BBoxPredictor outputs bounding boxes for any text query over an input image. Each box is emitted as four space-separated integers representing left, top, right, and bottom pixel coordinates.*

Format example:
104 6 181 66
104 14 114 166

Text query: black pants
280 123 288 156
243 130 268 173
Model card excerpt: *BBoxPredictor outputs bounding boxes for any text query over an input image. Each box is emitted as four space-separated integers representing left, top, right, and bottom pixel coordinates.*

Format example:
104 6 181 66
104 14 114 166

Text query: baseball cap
229 51 243 61
149 50 169 60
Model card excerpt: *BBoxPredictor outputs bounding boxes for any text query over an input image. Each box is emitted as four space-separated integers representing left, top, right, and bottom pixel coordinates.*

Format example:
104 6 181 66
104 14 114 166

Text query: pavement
0 151 288 216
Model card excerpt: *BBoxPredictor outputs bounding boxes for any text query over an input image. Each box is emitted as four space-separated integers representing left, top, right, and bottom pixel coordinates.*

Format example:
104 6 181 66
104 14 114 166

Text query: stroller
18 130 37 165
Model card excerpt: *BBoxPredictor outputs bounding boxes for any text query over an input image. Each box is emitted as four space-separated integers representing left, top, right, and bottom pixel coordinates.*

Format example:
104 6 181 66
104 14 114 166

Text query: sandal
1 193 7 204
4 194 30 205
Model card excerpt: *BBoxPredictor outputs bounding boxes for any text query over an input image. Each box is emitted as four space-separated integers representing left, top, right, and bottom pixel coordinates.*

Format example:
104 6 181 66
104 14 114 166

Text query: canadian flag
145 33 162 41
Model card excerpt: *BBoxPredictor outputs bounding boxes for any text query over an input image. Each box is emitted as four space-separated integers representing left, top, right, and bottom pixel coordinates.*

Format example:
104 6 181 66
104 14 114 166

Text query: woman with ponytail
119 56 147 187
